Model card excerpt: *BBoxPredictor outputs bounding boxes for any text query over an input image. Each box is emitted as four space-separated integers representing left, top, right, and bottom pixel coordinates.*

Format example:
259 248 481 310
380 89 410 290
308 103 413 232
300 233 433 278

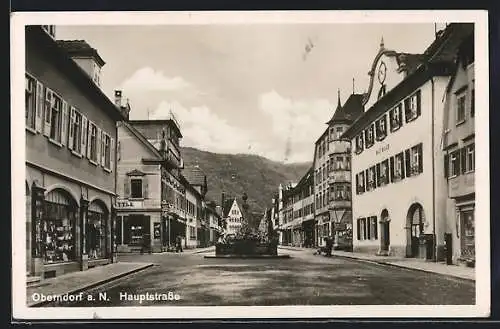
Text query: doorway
406 203 424 258
379 209 390 254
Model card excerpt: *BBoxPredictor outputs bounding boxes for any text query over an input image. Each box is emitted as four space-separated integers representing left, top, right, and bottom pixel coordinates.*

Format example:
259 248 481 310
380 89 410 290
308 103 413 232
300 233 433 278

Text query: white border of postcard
11 10 490 320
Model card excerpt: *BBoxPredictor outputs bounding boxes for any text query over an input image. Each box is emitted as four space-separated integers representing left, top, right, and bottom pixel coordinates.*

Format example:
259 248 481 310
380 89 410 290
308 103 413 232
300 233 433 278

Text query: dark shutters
365 169 369 190
405 149 411 177
460 147 467 174
355 174 359 194
444 153 449 178
373 217 378 239
357 219 361 240
376 163 381 187
404 98 410 123
416 90 422 117
400 153 405 179
366 218 371 239
363 219 368 240
390 157 395 182
417 143 423 173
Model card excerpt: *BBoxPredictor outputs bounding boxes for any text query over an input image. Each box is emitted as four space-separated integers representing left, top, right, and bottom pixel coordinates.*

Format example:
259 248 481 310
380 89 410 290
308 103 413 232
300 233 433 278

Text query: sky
56 23 440 163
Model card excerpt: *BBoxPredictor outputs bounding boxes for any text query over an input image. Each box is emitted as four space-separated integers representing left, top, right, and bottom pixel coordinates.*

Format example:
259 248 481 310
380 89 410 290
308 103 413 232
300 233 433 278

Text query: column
80 197 89 271
31 183 46 277
111 205 118 263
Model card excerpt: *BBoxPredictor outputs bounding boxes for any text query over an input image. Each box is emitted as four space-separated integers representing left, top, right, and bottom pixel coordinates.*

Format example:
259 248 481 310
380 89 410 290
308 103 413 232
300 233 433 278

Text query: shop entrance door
406 203 424 258
379 209 390 253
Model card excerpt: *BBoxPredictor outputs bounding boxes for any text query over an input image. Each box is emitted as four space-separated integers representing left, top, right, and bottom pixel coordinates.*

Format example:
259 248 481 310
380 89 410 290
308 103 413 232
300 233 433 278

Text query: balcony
448 172 475 199
328 140 351 154
329 170 351 183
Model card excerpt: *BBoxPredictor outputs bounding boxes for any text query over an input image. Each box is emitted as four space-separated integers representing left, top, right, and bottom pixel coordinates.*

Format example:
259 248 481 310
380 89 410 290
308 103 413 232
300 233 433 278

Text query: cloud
120 67 192 93
150 100 281 160
258 90 334 159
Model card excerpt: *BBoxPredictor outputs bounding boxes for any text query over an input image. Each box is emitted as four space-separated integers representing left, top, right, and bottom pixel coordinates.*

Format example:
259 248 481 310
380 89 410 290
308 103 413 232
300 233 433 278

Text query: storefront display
460 207 475 259
42 189 77 263
87 202 108 259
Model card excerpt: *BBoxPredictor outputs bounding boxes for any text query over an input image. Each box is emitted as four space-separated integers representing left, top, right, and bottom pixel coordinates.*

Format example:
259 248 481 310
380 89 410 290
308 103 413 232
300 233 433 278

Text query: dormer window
375 115 387 141
364 124 375 149
93 62 101 87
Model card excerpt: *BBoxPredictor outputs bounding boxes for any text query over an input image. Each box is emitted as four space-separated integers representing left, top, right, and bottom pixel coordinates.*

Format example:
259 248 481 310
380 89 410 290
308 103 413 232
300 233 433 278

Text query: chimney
114 90 123 108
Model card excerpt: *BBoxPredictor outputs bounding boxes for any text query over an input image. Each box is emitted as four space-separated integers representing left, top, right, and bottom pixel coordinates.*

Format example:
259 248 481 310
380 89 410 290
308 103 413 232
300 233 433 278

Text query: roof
182 165 206 186
342 23 473 140
26 26 126 122
222 198 240 218
129 119 183 139
326 93 364 125
56 40 106 66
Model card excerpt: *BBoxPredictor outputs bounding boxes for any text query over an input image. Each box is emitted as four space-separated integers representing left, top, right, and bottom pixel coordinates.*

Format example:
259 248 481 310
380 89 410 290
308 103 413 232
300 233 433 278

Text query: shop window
404 90 421 123
25 74 36 130
87 202 108 259
456 91 466 124
42 189 77 263
355 134 364 154
364 124 375 149
131 179 143 198
460 208 475 259
390 103 403 132
375 115 387 141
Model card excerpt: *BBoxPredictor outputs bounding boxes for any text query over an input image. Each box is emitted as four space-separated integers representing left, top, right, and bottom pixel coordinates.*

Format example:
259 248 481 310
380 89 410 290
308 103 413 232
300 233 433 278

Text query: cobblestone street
43 248 475 307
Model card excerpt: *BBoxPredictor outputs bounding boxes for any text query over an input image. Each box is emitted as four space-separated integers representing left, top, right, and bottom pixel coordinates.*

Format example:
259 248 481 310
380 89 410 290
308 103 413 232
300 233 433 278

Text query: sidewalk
26 262 154 307
278 246 475 281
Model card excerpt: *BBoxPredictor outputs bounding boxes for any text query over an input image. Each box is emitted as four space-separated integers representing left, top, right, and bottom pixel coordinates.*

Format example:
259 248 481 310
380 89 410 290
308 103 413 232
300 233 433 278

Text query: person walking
325 235 333 257
175 235 183 253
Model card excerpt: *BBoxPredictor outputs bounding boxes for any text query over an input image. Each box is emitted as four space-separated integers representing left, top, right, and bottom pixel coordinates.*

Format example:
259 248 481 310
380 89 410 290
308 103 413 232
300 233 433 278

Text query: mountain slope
181 147 311 213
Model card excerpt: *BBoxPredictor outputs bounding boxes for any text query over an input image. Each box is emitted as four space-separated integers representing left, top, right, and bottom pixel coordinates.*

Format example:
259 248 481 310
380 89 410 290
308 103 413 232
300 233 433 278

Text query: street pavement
40 247 475 306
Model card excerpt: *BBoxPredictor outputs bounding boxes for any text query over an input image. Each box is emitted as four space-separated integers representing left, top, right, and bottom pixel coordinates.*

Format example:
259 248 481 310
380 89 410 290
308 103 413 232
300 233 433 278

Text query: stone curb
28 263 155 307
278 246 475 282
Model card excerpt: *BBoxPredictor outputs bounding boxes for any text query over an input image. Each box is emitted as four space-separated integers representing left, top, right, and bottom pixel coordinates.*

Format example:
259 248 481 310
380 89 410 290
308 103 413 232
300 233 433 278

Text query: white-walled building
342 24 473 260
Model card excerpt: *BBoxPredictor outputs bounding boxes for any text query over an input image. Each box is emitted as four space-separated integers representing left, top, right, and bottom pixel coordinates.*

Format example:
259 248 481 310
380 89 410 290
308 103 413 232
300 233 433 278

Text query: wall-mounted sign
116 200 134 208
376 144 390 156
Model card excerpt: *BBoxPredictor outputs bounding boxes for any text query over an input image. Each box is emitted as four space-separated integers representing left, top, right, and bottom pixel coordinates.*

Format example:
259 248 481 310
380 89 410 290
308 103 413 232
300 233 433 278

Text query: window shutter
87 121 92 158
124 178 130 197
376 163 381 187
35 81 44 133
68 107 75 149
81 115 88 156
363 219 368 240
43 89 52 137
143 176 149 199
418 143 423 173
110 137 115 172
416 90 421 117
444 153 449 178
389 157 395 182
460 147 467 174
365 169 369 190
404 98 409 123
373 217 378 239
355 174 359 194
61 101 69 146
356 219 360 240
101 131 106 166
97 127 102 165
366 217 371 239
405 149 411 177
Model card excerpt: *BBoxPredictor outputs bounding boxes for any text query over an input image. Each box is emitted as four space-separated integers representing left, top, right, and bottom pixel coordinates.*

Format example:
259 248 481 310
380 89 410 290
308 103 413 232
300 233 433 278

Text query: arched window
43 189 77 263
87 200 108 259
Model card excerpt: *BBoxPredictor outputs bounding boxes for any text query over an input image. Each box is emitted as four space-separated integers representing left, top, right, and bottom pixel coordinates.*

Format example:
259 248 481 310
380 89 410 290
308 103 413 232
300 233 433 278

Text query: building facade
343 24 473 260
115 117 186 252
442 30 475 266
26 26 125 279
313 93 364 247
223 197 244 235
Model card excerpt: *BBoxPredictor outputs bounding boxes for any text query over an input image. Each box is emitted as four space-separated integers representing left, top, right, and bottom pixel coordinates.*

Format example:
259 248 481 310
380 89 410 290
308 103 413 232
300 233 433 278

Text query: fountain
205 193 290 259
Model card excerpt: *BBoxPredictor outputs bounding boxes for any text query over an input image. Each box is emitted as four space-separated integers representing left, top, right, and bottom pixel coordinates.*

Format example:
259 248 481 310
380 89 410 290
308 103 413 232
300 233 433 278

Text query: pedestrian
325 236 333 257
176 235 183 253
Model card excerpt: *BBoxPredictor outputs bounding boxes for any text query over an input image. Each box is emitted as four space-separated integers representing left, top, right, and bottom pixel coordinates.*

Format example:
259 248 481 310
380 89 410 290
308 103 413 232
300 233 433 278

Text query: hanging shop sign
153 222 161 239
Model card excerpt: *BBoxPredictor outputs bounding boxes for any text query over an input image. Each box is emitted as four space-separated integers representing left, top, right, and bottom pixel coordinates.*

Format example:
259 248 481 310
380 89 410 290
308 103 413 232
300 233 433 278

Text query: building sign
115 200 134 208
153 222 161 239
376 144 390 156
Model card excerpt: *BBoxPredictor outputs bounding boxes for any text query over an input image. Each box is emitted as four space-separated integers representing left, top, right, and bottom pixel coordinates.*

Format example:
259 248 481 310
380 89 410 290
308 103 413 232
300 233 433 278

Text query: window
102 132 111 169
449 150 460 177
369 217 378 240
45 90 63 143
335 156 344 170
378 159 390 186
93 63 101 87
364 124 375 148
470 88 475 118
456 92 466 124
131 179 143 198
390 103 403 131
25 74 36 130
356 172 365 194
366 167 376 190
405 143 423 177
390 152 405 182
69 109 82 153
357 218 367 240
189 226 196 240
355 134 364 153
404 90 421 123
466 144 475 172
375 115 387 141
88 123 98 162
